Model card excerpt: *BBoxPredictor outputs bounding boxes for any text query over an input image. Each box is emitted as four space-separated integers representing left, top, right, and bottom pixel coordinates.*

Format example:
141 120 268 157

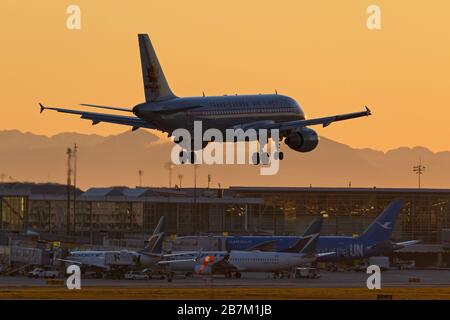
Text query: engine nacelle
284 128 319 152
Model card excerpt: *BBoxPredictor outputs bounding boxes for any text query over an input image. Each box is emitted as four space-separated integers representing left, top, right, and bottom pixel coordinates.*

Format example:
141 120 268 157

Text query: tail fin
138 34 177 102
140 216 165 254
358 199 404 243
283 217 322 253
294 233 319 255
299 216 322 254
302 216 323 237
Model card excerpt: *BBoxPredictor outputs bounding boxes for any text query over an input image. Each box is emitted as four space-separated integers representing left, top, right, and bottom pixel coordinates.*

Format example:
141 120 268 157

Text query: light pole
138 169 143 187
73 143 77 235
165 162 175 188
193 164 199 232
66 147 72 235
178 174 184 188
413 158 426 189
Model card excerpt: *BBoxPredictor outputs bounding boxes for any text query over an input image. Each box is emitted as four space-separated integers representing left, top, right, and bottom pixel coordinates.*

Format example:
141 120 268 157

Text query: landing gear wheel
234 272 242 279
190 151 196 164
252 152 260 165
179 151 189 164
274 151 284 160
260 152 270 165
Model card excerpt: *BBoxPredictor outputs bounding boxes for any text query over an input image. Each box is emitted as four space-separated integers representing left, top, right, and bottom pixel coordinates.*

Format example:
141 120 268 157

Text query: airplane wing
39 103 157 130
157 258 197 265
56 258 82 265
366 239 421 253
233 107 371 133
56 258 109 270
156 251 206 265
316 252 335 258
162 251 200 258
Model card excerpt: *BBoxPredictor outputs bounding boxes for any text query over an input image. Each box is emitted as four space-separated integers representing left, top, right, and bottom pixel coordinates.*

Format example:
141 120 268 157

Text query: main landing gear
224 272 242 278
251 137 284 165
178 140 208 164
251 151 284 165
179 150 197 164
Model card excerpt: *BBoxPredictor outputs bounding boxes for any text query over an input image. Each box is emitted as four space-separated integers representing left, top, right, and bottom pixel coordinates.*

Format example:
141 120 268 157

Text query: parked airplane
174 200 420 262
60 216 191 276
40 34 371 163
160 217 333 278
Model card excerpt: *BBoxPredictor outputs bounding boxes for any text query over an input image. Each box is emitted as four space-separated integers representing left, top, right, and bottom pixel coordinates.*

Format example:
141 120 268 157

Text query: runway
1 269 449 288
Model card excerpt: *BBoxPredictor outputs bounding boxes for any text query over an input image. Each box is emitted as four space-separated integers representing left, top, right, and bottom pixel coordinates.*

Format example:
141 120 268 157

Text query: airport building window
2 185 449 244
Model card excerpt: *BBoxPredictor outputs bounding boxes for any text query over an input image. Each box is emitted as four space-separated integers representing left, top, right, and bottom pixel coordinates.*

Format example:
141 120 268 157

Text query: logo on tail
138 34 177 102
359 199 404 243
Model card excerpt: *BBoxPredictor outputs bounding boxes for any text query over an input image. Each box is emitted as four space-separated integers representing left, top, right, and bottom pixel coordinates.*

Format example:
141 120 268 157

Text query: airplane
59 216 193 277
39 34 371 163
160 217 333 279
173 199 420 263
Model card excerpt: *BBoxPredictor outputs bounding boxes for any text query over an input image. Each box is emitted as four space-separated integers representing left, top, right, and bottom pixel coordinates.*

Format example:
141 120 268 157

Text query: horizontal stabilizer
39 103 156 130
394 240 421 249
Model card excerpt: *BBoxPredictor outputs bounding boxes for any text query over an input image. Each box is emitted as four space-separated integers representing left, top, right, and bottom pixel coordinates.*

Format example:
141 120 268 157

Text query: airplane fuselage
68 250 159 270
133 94 304 135
174 236 387 263
165 250 314 274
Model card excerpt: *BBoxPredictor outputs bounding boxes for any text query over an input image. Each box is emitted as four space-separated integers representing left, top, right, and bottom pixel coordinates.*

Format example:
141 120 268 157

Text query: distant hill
0 129 449 189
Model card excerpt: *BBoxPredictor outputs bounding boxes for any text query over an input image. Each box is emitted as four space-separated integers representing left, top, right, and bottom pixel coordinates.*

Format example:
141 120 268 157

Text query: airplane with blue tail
175 200 420 262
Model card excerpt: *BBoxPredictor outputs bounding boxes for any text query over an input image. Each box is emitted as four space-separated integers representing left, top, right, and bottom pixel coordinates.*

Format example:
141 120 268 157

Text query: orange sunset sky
1 0 449 152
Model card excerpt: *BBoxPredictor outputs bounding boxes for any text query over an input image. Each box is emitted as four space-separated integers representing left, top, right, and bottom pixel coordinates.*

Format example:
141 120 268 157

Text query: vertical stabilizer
138 34 176 102
140 216 165 254
358 200 404 243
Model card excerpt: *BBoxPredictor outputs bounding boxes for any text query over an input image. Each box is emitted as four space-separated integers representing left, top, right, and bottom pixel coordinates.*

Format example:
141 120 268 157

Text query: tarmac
1 269 449 288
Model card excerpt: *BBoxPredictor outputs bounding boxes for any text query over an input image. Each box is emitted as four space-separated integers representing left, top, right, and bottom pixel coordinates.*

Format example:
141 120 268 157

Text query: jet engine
284 128 319 152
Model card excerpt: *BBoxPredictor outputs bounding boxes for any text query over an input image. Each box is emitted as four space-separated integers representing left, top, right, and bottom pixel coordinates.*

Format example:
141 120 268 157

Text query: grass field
1 287 450 300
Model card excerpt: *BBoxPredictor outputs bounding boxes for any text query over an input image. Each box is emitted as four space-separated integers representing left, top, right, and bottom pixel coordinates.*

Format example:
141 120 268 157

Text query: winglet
39 103 46 114
365 106 372 116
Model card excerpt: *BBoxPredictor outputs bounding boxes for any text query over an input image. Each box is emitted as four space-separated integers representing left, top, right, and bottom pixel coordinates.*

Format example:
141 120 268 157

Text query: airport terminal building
1 183 449 246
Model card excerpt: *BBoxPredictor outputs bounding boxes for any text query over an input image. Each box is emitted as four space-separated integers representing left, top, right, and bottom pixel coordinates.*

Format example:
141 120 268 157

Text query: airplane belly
168 260 196 272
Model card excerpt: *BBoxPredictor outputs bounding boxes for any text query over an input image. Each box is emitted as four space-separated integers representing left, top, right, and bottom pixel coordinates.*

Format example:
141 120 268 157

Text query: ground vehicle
369 256 390 271
142 268 166 280
393 259 415 270
294 267 320 279
353 262 368 272
124 271 149 280
27 268 59 279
